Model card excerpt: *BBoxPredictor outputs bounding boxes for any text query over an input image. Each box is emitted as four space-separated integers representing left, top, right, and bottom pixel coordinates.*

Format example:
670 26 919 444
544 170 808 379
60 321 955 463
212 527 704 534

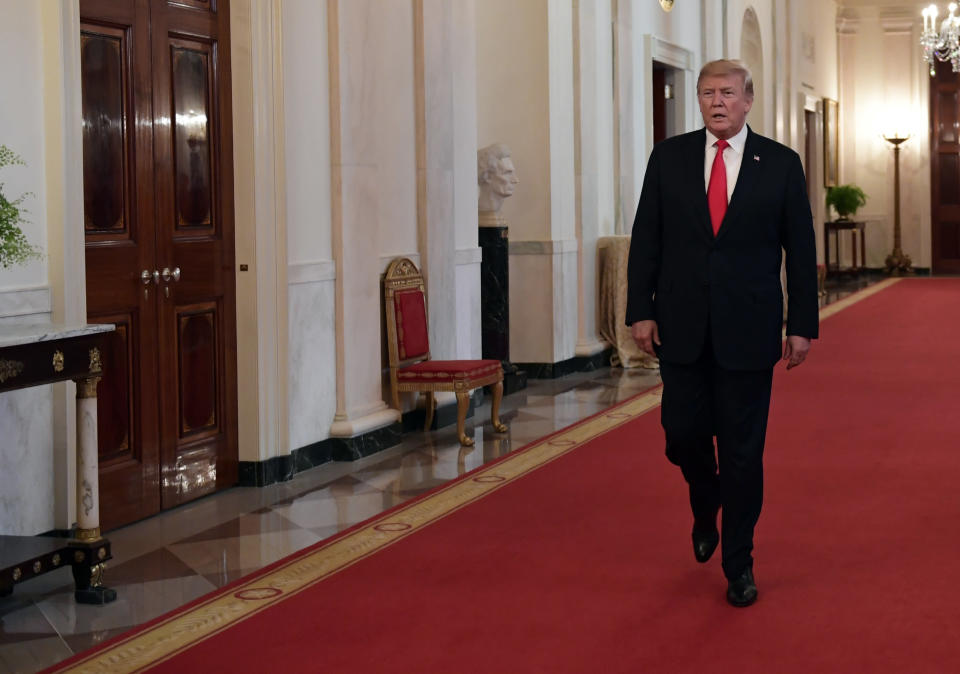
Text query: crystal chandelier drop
922 4 960 76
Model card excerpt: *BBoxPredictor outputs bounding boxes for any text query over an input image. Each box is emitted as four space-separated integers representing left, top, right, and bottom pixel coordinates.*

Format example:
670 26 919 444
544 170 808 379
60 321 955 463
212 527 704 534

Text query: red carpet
53 279 960 673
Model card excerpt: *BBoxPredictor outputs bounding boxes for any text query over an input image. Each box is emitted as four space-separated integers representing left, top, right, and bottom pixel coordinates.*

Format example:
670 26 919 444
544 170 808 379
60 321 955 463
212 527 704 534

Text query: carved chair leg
491 381 508 433
423 392 435 431
456 391 474 446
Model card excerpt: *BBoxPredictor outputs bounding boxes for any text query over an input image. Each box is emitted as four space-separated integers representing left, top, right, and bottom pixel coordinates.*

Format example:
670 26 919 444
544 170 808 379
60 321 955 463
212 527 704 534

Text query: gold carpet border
55 389 664 674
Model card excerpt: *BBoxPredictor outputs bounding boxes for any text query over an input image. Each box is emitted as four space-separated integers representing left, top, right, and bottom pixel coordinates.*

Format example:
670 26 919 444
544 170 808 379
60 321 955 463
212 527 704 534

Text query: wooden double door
80 0 238 530
931 59 960 274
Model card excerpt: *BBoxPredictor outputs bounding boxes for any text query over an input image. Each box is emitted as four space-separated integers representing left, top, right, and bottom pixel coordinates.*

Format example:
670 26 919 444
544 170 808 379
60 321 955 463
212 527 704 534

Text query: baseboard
238 394 487 487
238 438 335 487
861 267 931 276
515 347 613 380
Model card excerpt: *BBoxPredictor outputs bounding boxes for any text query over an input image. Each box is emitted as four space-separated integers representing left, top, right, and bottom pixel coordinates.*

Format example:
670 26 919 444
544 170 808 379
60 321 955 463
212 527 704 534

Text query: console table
824 220 866 276
0 323 117 604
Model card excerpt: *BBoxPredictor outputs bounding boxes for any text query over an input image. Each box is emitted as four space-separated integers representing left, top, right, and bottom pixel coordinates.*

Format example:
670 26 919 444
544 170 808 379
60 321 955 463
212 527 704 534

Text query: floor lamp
882 133 913 275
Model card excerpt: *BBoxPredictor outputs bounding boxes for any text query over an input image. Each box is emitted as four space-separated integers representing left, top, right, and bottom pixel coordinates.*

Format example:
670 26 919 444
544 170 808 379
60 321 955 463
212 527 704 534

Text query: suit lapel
716 127 760 240
685 129 714 241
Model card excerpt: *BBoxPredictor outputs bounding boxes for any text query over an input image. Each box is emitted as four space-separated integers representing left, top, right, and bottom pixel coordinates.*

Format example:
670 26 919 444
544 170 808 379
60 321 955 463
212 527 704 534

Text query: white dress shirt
704 124 749 202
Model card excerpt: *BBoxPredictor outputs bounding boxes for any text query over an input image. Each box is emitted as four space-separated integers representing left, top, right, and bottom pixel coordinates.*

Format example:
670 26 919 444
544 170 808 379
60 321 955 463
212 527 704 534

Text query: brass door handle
161 266 181 283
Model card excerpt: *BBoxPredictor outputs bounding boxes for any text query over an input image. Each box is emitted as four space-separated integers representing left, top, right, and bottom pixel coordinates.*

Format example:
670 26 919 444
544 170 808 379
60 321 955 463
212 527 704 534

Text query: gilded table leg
71 376 116 605
456 391 474 446
491 380 508 433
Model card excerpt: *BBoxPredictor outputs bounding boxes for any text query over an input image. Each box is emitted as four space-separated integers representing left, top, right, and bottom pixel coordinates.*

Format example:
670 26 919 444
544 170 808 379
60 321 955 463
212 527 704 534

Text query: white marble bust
477 143 519 214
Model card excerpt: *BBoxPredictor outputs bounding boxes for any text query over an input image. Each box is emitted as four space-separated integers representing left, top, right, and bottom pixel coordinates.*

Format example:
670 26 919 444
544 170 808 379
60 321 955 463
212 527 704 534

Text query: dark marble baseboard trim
238 392 493 486
516 347 613 380
238 438 335 487
859 267 930 276
329 422 403 462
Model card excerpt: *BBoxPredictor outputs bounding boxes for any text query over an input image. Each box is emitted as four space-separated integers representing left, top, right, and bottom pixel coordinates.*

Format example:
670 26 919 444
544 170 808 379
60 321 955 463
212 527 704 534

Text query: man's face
490 157 519 197
698 73 753 140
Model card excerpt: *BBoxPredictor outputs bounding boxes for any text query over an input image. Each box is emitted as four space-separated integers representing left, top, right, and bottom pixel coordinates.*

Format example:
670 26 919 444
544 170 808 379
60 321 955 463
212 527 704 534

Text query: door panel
80 0 236 528
80 1 161 530
931 59 960 273
151 0 237 509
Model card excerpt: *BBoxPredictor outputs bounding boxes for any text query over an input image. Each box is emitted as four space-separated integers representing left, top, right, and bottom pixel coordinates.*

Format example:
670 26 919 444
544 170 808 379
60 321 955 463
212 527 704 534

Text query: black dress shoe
726 568 758 607
691 523 719 563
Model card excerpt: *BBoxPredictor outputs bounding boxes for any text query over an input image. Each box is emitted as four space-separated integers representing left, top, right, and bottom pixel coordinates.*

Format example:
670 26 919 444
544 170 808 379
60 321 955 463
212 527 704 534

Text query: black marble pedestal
479 225 527 395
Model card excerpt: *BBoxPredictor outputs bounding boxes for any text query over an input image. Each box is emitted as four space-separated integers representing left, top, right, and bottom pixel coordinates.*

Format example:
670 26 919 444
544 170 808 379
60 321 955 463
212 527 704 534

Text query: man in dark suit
626 59 818 607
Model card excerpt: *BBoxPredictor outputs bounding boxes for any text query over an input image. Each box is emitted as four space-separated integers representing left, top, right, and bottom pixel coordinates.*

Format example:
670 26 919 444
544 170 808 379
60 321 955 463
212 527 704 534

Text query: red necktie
707 139 729 235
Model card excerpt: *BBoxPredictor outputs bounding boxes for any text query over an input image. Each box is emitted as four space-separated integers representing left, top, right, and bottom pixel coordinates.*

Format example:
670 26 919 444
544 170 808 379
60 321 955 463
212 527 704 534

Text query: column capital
73 376 101 399
837 9 861 36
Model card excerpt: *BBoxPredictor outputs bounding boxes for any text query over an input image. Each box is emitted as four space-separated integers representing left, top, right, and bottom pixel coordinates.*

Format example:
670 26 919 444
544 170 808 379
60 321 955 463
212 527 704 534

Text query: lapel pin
754 155 760 161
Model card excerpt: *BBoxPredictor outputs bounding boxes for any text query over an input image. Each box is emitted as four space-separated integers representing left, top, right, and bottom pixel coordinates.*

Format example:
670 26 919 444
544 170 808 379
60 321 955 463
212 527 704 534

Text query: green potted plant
825 184 867 221
0 144 42 269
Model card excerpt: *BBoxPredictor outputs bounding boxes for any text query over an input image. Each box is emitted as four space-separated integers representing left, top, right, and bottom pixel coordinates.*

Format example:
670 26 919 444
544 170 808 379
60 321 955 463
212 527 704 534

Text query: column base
329 406 402 461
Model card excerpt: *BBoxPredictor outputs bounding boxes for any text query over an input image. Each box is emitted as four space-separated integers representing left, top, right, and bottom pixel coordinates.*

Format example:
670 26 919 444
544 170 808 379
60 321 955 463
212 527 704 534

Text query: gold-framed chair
383 257 507 446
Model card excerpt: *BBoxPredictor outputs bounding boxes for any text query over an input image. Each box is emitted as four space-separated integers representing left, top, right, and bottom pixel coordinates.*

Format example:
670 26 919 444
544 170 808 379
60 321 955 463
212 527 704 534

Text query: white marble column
574 0 615 359
452 0 482 361
282 0 338 451
74 377 101 539
415 0 457 361
328 0 400 437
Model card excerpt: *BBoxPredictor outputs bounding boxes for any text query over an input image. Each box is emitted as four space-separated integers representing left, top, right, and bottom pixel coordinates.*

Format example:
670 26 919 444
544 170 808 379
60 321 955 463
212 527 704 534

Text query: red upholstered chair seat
397 359 502 386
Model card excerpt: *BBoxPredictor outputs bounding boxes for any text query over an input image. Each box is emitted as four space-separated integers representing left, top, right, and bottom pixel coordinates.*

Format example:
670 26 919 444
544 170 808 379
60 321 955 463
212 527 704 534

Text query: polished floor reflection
0 274 879 673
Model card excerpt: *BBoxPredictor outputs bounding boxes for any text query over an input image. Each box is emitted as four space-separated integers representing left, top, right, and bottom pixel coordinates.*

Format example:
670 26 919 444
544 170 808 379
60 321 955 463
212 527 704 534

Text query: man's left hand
783 335 811 370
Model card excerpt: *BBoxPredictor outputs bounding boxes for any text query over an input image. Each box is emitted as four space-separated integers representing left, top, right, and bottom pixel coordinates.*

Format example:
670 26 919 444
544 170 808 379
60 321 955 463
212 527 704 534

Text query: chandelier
922 4 960 75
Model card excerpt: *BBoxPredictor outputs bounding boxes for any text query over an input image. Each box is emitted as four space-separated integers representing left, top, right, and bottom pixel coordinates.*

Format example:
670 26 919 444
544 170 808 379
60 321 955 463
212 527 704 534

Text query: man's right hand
631 320 661 357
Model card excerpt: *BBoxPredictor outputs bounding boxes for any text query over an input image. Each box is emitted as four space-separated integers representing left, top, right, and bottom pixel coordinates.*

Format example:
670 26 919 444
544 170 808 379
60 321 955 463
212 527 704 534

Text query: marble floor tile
0 636 72 674
36 575 218 639
167 530 324 579
0 601 59 646
172 510 301 545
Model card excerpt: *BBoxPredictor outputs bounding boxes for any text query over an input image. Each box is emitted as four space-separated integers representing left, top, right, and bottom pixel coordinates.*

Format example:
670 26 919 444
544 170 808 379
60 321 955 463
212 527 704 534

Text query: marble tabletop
0 323 114 349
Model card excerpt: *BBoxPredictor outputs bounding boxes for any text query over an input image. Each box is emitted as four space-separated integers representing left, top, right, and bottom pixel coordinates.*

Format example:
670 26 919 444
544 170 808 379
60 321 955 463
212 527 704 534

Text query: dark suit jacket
625 126 819 370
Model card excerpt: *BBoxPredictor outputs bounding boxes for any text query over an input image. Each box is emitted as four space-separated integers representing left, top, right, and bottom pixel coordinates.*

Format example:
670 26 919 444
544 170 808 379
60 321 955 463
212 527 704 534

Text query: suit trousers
658 341 774 580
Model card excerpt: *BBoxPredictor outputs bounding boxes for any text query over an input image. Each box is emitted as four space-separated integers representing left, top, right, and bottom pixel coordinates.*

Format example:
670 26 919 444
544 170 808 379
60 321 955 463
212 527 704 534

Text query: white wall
619 0 702 222
476 0 552 242
374 1 419 261
0 0 56 535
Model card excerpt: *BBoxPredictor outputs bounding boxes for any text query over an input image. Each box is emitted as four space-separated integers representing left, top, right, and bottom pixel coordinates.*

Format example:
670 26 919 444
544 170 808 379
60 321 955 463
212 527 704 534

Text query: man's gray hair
697 59 754 98
478 143 512 184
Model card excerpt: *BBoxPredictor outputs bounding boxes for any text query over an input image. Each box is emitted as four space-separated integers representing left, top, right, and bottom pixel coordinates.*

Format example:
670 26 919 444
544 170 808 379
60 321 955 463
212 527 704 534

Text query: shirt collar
706 124 749 155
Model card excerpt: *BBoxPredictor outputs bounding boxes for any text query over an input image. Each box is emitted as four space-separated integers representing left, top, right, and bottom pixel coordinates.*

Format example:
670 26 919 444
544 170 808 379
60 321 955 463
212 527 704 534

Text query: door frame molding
231 0 290 464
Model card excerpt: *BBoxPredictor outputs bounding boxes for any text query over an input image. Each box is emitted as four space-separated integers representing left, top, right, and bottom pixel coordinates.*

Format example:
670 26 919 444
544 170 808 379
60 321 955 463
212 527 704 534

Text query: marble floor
0 274 878 673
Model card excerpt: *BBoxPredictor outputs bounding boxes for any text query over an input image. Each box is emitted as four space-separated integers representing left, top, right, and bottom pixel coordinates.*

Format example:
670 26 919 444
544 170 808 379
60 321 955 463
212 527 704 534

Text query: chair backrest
384 257 430 368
